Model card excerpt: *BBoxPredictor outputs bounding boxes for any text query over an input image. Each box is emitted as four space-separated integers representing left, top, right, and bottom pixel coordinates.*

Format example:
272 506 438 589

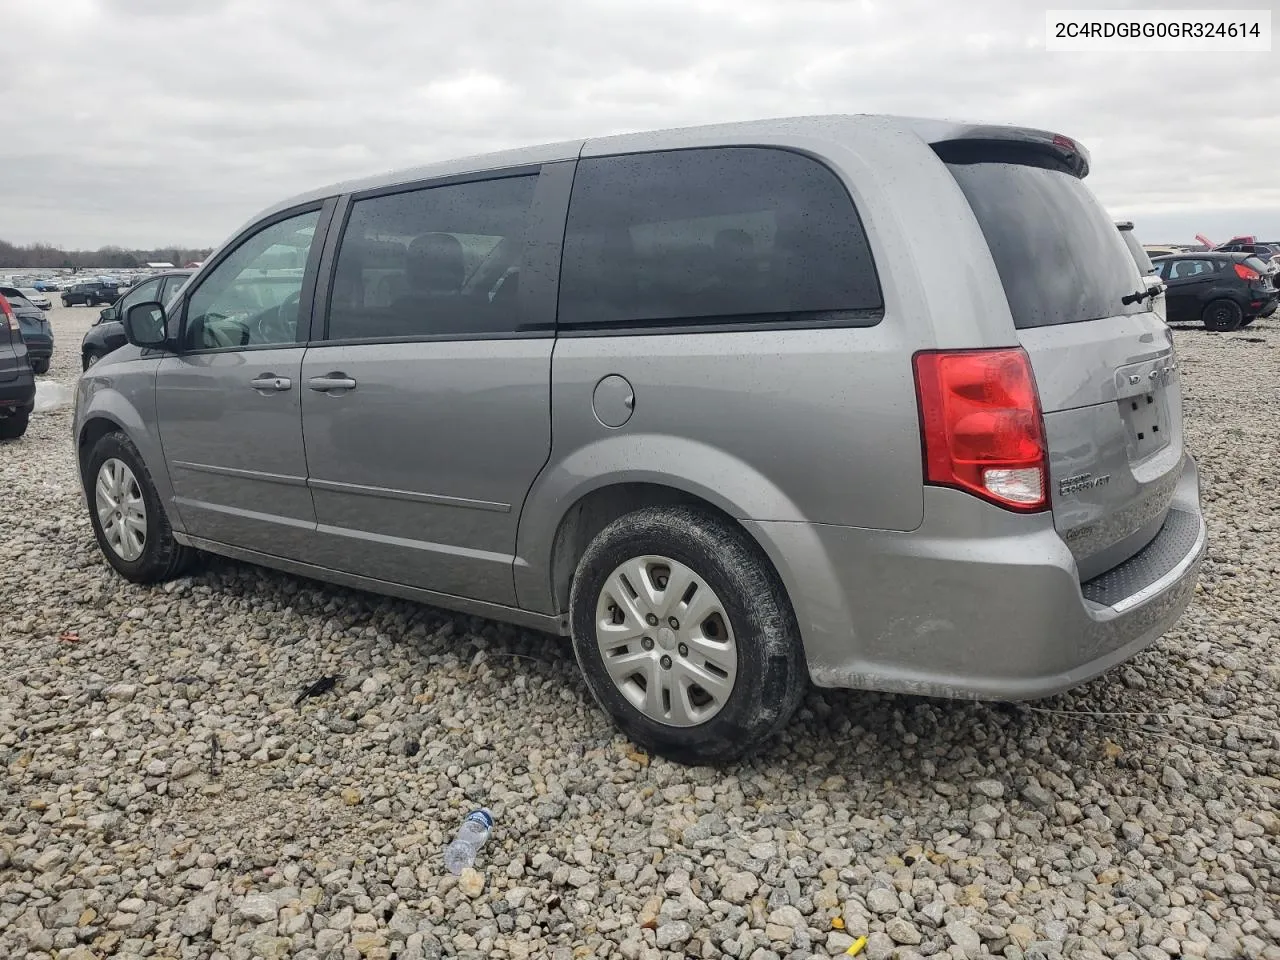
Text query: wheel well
77 417 122 482
549 482 763 613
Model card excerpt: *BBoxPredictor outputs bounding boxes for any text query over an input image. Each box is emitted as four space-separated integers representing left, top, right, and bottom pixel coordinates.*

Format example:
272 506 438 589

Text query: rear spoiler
893 117 1091 178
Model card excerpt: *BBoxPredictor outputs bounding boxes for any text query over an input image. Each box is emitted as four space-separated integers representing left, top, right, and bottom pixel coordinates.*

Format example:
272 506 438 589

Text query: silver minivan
75 116 1206 763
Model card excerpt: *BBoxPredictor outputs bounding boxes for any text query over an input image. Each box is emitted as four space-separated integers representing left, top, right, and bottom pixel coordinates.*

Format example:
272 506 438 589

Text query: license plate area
1115 356 1175 461
1120 389 1169 460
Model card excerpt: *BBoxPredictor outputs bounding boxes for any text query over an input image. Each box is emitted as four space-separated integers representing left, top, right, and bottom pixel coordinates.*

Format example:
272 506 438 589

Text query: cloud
2 0 1275 248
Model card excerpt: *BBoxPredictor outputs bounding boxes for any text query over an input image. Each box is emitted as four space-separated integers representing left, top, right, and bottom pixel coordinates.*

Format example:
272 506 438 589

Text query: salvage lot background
1 304 1277 960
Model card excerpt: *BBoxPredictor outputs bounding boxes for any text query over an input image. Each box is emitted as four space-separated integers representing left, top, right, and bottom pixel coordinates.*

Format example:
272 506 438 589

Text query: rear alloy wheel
1202 299 1243 332
83 351 101 370
570 505 807 765
85 431 195 582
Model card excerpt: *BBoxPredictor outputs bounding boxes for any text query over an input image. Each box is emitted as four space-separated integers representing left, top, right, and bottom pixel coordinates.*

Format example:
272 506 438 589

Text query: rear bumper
23 336 53 359
0 366 36 410
747 454 1205 700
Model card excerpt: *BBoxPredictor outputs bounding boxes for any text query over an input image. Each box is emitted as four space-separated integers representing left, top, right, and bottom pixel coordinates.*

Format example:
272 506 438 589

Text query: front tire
85 431 195 583
569 505 807 765
83 350 101 370
1203 299 1243 331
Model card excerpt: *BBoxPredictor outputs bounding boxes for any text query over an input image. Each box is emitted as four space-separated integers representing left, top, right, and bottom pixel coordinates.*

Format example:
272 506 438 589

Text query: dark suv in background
1152 252 1277 329
0 286 54 374
81 270 192 368
62 280 120 307
0 294 35 439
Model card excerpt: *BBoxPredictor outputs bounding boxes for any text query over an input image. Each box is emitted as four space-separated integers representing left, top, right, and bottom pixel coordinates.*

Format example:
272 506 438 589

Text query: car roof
1152 251 1252 260
128 270 192 284
241 113 1089 227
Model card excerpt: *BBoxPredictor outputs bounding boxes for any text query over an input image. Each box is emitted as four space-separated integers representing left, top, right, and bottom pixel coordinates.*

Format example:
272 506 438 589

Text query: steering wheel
255 290 302 343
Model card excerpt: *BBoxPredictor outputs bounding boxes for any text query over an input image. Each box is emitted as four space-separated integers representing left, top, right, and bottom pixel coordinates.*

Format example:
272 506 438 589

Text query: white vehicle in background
1116 221 1166 322
18 288 52 310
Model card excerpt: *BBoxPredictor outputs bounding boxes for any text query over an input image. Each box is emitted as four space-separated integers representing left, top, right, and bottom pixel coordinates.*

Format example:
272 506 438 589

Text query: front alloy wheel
85 431 195 582
95 457 147 561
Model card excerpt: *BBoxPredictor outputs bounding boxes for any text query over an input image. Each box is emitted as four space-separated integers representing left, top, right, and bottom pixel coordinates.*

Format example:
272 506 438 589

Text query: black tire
83 350 101 370
569 505 807 765
84 431 195 583
31 358 49 375
61 298 71 307
1240 315 1255 328
0 409 29 441
1203 299 1243 332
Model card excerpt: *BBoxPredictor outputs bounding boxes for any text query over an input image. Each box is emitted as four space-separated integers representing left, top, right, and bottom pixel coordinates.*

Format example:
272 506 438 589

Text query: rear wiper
1121 288 1152 305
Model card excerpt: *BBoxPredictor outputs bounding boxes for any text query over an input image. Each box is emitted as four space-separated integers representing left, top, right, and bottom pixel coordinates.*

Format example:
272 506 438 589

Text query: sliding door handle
250 375 292 392
307 375 357 392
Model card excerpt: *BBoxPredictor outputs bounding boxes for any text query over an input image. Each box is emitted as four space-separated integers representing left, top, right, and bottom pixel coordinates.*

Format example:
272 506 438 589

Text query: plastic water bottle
444 809 494 875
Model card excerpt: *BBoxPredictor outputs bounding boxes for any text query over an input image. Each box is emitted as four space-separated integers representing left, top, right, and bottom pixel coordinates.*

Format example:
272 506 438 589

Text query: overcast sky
3 0 1276 250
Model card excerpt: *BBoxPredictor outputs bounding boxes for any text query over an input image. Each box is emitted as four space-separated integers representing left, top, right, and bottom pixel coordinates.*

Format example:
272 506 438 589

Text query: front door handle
250 375 292 392
307 375 357 393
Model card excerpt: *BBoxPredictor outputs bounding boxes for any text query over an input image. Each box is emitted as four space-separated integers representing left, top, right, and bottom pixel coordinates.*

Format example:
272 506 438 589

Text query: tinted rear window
558 147 882 330
944 159 1146 328
1244 256 1269 273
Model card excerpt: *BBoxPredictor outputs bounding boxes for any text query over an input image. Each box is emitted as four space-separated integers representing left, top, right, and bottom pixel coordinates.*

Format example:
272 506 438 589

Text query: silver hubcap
595 555 738 727
96 458 147 561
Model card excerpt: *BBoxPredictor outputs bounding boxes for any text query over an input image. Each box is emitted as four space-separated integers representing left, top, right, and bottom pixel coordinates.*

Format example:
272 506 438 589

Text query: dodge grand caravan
74 116 1205 763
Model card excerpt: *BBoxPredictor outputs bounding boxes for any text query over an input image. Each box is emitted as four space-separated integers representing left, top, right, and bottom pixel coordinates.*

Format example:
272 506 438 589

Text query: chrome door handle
250 375 292 392
307 375 357 392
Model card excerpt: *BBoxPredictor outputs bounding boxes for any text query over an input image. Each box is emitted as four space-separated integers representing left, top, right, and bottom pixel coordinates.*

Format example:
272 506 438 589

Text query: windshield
944 159 1147 328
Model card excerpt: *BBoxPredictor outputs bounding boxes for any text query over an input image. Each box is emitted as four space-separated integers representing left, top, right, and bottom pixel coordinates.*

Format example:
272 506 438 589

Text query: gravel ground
1 304 1277 960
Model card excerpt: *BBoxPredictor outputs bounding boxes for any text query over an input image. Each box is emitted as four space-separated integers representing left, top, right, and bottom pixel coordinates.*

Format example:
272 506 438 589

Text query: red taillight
1051 134 1076 152
913 348 1048 512
1234 263 1261 281
0 295 17 332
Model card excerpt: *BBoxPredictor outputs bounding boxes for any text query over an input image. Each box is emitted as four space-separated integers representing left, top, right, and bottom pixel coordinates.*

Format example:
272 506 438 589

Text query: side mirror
122 301 169 348
99 305 118 323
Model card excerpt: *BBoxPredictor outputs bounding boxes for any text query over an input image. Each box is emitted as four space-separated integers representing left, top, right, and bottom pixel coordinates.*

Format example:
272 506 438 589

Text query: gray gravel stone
656 920 692 949
867 888 900 914
888 917 923 945
947 920 981 957
972 779 1005 799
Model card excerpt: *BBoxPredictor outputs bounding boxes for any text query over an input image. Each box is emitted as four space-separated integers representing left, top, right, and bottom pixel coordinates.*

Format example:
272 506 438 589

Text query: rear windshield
1244 256 1270 273
944 158 1146 328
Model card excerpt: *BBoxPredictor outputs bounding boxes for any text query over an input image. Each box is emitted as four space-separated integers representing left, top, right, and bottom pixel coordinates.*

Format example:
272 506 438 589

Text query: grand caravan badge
1059 473 1111 496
